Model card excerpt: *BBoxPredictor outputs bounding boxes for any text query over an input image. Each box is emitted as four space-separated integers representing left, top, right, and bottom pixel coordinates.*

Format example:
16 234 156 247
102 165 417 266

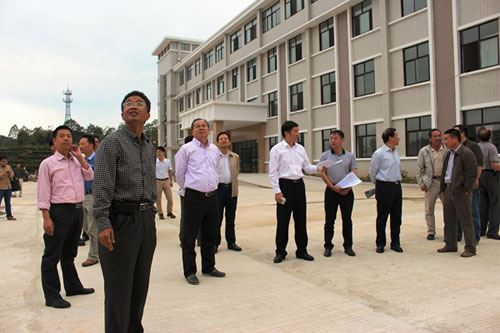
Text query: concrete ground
1 175 499 332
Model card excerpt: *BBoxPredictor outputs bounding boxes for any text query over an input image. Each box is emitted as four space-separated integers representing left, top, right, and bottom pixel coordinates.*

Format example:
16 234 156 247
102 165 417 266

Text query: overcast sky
0 0 253 136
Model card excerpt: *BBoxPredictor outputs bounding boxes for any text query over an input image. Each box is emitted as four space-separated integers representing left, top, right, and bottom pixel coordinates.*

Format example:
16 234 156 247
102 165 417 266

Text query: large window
268 91 278 117
297 132 305 146
404 42 429 85
268 47 277 73
352 0 372 37
461 20 499 73
405 116 431 156
464 106 500 150
178 124 184 139
230 30 242 53
186 64 193 81
195 88 201 105
289 35 302 64
322 129 334 152
186 93 192 109
290 82 304 112
245 18 257 44
263 2 281 33
217 75 225 95
247 58 257 82
321 71 336 104
268 136 278 151
204 50 214 69
354 59 375 97
232 68 239 89
401 0 426 16
285 0 304 19
215 42 224 63
181 43 191 51
319 18 334 51
356 123 377 158
179 71 184 85
194 59 201 76
179 97 184 112
206 82 212 101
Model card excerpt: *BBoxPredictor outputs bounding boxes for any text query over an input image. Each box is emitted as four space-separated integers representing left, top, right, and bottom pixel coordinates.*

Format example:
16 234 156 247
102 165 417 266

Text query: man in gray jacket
416 129 446 240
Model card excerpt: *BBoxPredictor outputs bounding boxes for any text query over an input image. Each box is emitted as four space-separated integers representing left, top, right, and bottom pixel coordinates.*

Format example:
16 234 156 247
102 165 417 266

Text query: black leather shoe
487 234 500 240
296 252 314 261
228 243 242 251
78 239 86 246
203 268 226 277
437 246 457 253
344 248 356 256
46 298 71 309
186 274 199 285
273 254 285 263
391 246 403 253
66 287 95 296
324 248 332 257
427 234 435 240
376 247 384 253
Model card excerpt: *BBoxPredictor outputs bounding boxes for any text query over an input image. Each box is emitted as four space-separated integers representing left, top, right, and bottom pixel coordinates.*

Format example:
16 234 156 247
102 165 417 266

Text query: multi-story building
153 0 500 176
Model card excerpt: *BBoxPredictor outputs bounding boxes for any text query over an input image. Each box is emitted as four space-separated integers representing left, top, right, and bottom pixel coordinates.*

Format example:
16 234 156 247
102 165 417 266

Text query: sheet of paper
317 159 336 168
335 171 362 189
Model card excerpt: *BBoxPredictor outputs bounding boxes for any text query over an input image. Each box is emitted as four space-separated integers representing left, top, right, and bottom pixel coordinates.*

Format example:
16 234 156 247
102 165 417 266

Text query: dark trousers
216 184 237 246
457 188 481 242
443 186 476 253
375 181 402 248
99 208 157 333
324 187 354 250
0 189 12 217
276 179 308 256
41 204 84 302
479 171 500 236
181 189 217 276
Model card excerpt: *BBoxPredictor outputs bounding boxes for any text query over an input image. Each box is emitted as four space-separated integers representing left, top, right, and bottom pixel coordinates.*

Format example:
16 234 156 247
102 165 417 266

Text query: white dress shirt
218 151 232 184
156 158 172 179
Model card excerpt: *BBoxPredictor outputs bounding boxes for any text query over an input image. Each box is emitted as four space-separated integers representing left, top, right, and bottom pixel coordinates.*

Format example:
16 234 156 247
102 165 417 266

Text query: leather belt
433 176 441 179
51 202 83 209
85 190 92 194
186 188 217 197
111 200 153 212
377 180 401 185
279 178 303 183
157 178 169 181
218 183 231 187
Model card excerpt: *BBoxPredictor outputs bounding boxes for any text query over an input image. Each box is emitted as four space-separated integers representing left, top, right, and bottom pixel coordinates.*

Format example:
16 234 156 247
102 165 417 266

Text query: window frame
403 41 430 86
204 49 214 69
319 17 335 51
322 129 334 152
405 115 432 157
230 30 242 53
247 58 257 82
179 71 184 86
215 42 224 63
232 67 239 89
178 97 184 112
289 82 304 112
217 75 225 95
268 47 277 73
245 17 258 44
268 91 278 117
463 106 500 151
285 0 305 19
288 34 303 64
352 0 373 37
401 0 427 17
355 123 377 158
354 59 375 97
262 1 281 33
206 82 212 101
194 59 201 76
460 20 499 73
320 71 336 105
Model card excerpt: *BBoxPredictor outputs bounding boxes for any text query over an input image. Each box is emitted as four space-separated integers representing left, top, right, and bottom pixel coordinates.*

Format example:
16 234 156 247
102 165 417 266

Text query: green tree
8 125 19 139
16 126 32 145
144 119 158 147
85 123 105 138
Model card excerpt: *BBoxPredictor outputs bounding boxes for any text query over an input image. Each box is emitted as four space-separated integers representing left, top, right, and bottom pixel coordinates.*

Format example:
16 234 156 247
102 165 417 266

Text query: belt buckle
205 191 214 197
75 203 82 209
139 202 149 211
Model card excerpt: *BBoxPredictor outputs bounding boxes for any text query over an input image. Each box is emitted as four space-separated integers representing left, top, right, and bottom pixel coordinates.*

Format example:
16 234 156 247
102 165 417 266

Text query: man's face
79 137 94 156
192 120 209 141
217 134 230 149
94 137 100 149
156 149 164 159
429 130 442 146
285 126 299 143
389 131 400 146
330 133 344 151
121 96 150 126
53 129 72 152
0 158 7 167
443 133 458 150
16 163 21 169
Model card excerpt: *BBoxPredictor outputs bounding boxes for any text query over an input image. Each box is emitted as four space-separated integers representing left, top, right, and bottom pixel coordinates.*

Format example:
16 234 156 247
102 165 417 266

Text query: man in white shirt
269 121 321 263
156 146 175 219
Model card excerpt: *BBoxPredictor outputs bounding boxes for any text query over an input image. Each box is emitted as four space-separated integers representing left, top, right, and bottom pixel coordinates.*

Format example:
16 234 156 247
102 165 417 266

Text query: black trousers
41 203 84 302
375 181 402 247
276 179 308 256
324 187 354 249
479 170 500 236
181 189 217 276
216 183 237 246
99 208 157 333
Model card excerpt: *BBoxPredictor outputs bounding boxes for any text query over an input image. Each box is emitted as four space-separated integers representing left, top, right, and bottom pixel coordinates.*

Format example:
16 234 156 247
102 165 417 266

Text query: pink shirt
37 151 94 210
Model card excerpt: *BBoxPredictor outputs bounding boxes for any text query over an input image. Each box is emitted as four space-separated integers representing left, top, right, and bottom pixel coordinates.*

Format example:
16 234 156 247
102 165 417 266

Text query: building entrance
232 140 258 173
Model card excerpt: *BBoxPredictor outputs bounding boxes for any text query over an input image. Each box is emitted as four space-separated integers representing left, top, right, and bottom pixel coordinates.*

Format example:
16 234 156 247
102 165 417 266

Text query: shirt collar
54 151 73 161
219 150 230 157
330 148 345 155
453 144 462 154
121 126 148 144
86 152 95 160
383 144 395 152
192 137 211 148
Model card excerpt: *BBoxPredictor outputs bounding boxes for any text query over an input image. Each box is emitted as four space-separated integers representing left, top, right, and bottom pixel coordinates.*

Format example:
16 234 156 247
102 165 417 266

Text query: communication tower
63 88 73 122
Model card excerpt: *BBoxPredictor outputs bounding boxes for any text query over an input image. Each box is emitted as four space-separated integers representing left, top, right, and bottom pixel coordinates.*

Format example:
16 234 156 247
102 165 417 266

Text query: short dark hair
217 131 231 142
184 135 194 144
53 125 73 139
281 120 299 137
477 126 491 141
156 146 166 152
428 128 441 138
454 124 467 136
444 128 461 142
121 90 151 113
191 118 209 130
382 128 397 143
331 130 344 139
0 155 7 161
94 135 100 141
81 134 95 148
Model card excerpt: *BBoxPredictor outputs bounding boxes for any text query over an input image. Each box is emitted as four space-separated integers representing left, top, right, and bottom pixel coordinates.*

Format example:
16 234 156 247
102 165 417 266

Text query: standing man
477 126 500 239
454 124 483 243
0 156 16 220
438 129 477 257
93 91 157 332
369 128 403 254
156 146 175 219
175 118 225 285
94 135 100 150
319 130 357 257
416 129 446 240
216 131 242 253
12 162 28 197
269 121 320 263
79 134 99 267
37 125 95 308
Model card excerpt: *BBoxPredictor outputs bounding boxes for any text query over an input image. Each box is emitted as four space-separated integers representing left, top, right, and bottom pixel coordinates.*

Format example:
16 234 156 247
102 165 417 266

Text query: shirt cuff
96 216 113 232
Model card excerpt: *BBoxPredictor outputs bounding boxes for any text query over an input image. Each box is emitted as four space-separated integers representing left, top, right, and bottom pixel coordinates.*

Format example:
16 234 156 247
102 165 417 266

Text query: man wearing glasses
93 91 157 332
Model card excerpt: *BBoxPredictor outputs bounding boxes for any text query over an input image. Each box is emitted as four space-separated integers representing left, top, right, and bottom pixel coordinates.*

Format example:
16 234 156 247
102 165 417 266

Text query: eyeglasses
122 101 146 108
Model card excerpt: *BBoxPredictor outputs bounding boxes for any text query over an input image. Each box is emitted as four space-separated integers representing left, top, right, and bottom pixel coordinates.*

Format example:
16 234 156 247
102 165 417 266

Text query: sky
0 0 253 136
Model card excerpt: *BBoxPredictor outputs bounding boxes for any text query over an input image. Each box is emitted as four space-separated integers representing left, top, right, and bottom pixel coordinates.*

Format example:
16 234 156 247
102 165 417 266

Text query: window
268 47 277 73
461 20 499 73
192 44 199 50
289 35 302 64
285 0 304 19
320 18 334 51
206 82 212 100
179 71 184 85
401 0 426 16
178 124 184 139
194 59 201 76
215 42 224 63
195 88 201 105
321 71 336 104
204 50 214 69
179 97 184 112
297 132 305 146
464 106 500 150
354 59 375 97
217 75 225 95
290 82 304 112
245 18 257 44
181 43 190 51
356 123 377 158
322 129 334 152
232 68 239 89
352 0 372 37
186 64 193 81
263 1 281 33
269 136 278 151
186 93 192 109
404 42 429 85
406 115 431 156
247 58 257 82
230 30 242 53
268 91 278 117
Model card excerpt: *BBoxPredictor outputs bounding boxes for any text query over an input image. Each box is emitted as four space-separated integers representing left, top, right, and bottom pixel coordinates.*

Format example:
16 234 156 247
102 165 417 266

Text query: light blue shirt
369 145 402 184
444 144 461 184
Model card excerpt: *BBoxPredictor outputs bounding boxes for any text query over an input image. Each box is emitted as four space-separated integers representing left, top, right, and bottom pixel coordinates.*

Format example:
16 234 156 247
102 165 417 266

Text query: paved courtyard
1 175 499 332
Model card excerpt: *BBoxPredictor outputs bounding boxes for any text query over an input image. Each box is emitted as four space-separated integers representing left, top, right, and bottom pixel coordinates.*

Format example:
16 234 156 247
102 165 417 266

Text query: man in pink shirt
37 125 95 309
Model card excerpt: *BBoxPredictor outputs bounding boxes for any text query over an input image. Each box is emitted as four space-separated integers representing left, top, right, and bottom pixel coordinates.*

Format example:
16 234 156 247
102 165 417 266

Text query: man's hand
473 179 479 189
43 217 54 236
170 181 173 188
71 144 83 159
420 186 427 192
275 192 283 203
99 228 115 251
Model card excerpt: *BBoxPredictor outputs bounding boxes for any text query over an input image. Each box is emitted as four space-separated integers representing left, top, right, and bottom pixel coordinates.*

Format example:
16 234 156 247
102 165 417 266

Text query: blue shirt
369 145 402 184
444 144 461 184
84 152 95 192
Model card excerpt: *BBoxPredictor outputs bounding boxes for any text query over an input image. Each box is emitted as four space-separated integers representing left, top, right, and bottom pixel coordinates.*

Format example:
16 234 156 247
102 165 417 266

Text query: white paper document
317 159 339 168
335 171 362 189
